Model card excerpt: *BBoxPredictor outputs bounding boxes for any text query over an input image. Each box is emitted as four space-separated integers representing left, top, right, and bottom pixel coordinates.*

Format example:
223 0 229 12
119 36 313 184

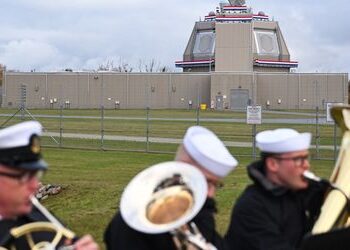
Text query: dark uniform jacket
224 160 328 250
104 198 227 250
0 207 64 249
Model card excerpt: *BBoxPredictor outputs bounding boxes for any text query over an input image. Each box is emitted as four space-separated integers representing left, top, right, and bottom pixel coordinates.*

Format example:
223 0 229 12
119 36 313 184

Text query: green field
41 147 336 249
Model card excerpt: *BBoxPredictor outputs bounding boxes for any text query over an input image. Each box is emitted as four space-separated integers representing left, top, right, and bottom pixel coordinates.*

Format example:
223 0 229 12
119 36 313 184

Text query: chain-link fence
0 106 341 161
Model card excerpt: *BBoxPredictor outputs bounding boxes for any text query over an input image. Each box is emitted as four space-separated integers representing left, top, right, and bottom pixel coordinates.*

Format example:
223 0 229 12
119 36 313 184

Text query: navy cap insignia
31 136 41 154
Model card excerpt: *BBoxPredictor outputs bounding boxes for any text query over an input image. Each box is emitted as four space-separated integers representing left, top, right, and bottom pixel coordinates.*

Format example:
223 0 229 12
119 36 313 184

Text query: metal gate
215 95 224 110
230 89 249 110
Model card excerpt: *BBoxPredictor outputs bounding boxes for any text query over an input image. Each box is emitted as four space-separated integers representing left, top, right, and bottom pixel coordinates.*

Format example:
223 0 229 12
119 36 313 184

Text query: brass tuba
0 197 75 250
120 161 217 250
312 105 350 234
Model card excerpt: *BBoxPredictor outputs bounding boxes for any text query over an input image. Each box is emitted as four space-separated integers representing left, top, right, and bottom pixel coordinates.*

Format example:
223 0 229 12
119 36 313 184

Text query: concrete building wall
210 73 254 109
76 74 90 108
253 67 290 73
215 23 253 72
3 72 347 110
257 73 349 109
210 72 348 110
147 74 170 109
275 24 290 61
3 73 48 108
47 74 78 108
256 74 299 109
3 72 211 109
96 74 128 109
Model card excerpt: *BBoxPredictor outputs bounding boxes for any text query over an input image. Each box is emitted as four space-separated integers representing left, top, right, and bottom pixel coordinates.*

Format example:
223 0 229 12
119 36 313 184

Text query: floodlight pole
0 85 59 145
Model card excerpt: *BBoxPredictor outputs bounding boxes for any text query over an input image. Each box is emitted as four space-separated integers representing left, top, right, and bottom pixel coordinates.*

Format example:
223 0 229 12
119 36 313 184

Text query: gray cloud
250 0 350 73
0 0 349 74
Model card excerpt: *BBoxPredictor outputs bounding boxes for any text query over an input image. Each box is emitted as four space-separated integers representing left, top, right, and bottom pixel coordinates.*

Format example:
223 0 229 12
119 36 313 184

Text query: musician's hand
74 235 99 250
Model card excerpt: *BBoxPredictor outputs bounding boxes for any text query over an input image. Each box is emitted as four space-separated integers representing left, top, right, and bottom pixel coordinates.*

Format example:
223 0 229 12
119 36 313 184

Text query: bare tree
137 59 145 72
98 58 171 73
98 60 114 71
98 59 133 72
137 59 172 72
159 66 171 72
0 64 5 85
145 59 157 72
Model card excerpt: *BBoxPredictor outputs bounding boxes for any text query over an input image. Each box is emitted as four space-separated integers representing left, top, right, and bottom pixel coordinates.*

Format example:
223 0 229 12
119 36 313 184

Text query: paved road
43 132 336 150
263 110 326 117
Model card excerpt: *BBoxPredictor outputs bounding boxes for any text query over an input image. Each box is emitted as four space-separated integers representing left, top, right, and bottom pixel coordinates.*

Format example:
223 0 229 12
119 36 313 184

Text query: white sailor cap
183 126 238 177
0 121 48 170
256 128 311 154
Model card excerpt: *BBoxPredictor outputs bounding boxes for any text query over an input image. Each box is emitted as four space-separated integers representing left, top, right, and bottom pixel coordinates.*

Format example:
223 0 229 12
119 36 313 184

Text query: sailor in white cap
104 125 238 250
225 128 329 250
0 121 99 250
177 125 238 197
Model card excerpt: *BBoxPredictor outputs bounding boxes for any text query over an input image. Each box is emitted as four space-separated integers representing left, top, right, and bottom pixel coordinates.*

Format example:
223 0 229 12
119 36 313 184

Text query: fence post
146 107 150 152
252 124 257 160
101 105 104 150
315 106 320 159
59 105 63 148
196 106 200 125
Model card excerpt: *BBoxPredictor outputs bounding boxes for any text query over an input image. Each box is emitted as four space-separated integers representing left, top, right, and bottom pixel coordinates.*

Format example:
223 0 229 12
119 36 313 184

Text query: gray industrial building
2 71 347 110
1 0 348 110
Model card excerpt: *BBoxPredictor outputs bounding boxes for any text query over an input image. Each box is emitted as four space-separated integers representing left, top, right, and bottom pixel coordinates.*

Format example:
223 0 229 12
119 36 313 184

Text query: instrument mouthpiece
303 170 322 182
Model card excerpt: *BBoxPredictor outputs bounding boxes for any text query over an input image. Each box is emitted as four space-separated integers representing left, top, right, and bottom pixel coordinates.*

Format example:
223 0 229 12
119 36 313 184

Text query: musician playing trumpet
225 128 329 250
104 126 238 250
0 121 99 250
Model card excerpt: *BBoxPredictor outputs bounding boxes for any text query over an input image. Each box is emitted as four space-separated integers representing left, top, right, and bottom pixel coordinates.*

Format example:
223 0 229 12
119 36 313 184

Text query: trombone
1 196 75 250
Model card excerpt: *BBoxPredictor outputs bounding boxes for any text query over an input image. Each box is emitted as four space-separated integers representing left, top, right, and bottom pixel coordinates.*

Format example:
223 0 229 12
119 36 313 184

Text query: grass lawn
40 147 336 249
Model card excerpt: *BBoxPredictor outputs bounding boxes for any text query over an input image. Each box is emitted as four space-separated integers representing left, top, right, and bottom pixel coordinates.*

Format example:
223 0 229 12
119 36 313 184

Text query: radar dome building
1 0 348 110
176 0 298 72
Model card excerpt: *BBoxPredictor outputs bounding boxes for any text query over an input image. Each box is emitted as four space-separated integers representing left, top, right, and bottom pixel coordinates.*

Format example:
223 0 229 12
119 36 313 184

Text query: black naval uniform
104 198 227 250
0 206 65 249
225 160 328 250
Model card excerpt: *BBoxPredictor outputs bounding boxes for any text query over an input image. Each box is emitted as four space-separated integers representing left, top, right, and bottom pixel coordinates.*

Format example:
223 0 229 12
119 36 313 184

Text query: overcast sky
0 0 349 74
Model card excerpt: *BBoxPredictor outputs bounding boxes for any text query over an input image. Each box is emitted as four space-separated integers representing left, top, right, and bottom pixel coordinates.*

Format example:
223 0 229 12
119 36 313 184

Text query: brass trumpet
312 105 350 234
1 196 75 250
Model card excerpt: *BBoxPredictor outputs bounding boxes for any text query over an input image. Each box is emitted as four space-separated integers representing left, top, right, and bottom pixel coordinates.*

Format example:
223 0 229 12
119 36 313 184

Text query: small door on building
216 95 224 110
230 89 249 110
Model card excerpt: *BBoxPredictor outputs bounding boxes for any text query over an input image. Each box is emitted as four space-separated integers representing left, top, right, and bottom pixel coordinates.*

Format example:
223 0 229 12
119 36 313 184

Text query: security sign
247 105 262 124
